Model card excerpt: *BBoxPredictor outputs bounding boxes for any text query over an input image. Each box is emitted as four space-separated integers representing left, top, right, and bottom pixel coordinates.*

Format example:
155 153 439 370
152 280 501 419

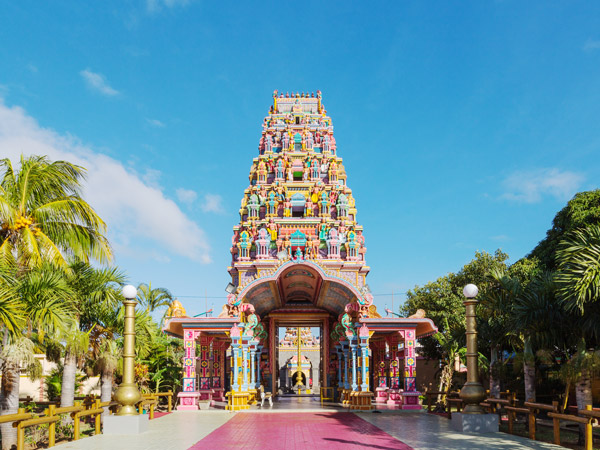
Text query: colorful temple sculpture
163 91 437 411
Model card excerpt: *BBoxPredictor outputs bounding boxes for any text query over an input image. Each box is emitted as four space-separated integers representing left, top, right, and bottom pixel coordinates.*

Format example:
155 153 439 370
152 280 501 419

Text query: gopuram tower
229 90 369 294
166 91 437 412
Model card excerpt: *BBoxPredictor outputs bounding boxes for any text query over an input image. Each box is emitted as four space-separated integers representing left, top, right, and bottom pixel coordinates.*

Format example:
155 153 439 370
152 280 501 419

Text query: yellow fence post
585 405 593 450
168 390 172 412
95 399 102 435
47 404 56 447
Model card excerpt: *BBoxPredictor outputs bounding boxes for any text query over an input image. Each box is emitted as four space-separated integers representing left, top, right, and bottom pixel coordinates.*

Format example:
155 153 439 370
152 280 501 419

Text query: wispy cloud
490 235 510 242
0 99 210 263
583 39 600 52
26 63 38 74
501 168 584 203
146 0 190 13
176 188 197 205
80 69 120 96
146 118 165 128
201 193 225 214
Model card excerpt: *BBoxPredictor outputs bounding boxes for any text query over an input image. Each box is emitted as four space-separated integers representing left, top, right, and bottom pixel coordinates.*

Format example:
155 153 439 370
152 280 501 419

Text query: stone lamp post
104 285 149 434
114 284 142 415
451 284 499 433
459 284 486 414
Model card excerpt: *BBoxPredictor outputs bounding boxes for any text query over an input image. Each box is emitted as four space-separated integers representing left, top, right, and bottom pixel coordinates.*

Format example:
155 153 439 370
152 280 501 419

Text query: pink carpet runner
190 412 413 450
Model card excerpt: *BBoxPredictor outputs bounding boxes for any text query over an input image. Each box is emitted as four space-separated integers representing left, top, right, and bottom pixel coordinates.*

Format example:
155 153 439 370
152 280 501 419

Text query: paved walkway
359 411 563 450
58 411 233 450
192 412 412 449
56 409 564 450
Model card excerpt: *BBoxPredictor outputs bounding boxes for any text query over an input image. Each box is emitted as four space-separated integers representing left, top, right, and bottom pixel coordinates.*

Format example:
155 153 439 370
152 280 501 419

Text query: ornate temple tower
229 90 370 292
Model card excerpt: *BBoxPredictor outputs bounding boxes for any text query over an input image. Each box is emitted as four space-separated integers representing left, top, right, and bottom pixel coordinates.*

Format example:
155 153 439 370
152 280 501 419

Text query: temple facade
163 91 437 411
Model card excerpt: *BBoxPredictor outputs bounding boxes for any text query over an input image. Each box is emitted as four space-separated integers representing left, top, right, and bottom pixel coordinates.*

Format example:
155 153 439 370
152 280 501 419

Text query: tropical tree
555 224 600 442
137 282 174 313
0 155 112 268
57 261 125 408
0 155 113 449
93 340 121 416
0 265 75 449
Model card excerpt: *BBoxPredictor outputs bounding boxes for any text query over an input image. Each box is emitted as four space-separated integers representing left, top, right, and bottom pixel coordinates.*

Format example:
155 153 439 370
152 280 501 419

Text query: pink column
178 329 200 410
401 328 421 409
386 333 402 407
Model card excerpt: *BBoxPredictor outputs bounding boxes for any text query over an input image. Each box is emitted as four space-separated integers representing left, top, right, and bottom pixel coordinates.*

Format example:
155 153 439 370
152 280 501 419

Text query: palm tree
555 224 600 442
0 265 75 450
0 155 112 449
0 155 112 268
58 261 125 408
137 282 174 313
93 340 120 417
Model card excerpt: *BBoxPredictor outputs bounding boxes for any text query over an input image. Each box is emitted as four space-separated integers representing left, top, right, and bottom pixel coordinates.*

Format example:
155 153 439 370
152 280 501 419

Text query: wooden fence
2 391 173 450
426 391 598 450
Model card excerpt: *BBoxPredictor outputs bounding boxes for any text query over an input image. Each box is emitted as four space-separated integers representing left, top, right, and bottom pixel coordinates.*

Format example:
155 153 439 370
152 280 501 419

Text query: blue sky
1 1 599 317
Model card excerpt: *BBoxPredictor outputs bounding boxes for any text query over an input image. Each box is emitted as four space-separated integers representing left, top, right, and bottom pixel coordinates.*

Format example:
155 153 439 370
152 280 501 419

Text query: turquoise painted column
336 346 342 387
256 345 262 388
359 324 370 391
242 343 249 391
350 337 358 391
250 347 256 388
343 344 350 390
232 342 239 392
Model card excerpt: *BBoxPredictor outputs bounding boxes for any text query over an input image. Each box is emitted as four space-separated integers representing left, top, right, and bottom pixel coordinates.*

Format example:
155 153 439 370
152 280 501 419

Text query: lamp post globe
460 283 486 413
122 284 137 300
463 284 479 299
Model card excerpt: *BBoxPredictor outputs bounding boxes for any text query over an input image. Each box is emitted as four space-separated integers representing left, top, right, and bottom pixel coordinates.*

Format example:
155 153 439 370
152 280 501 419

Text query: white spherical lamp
122 284 137 300
463 284 479 298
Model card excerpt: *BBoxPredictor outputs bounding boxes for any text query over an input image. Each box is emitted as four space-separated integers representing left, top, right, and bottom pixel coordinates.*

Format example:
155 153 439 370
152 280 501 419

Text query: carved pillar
359 325 370 392
198 335 213 400
241 341 250 391
349 336 358 391
323 319 329 387
343 343 350 390
401 329 421 409
231 325 241 392
177 329 200 410
256 345 262 388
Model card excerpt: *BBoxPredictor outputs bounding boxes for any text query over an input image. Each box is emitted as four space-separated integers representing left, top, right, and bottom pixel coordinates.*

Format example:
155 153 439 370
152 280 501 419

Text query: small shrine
163 91 438 411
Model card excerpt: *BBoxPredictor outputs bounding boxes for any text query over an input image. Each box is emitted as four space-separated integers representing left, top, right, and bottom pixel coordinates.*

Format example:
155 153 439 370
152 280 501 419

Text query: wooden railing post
508 408 514 434
168 390 173 412
47 404 56 447
527 399 536 441
16 407 25 450
94 399 102 435
73 402 81 441
585 405 593 450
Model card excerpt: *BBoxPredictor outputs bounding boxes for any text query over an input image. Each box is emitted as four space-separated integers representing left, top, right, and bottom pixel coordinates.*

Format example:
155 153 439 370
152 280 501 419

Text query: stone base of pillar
349 391 373 411
177 392 200 411
341 389 352 406
451 413 499 433
198 390 212 401
248 388 258 404
226 391 250 411
375 387 389 403
212 388 225 402
400 391 422 410
387 389 403 407
103 414 149 435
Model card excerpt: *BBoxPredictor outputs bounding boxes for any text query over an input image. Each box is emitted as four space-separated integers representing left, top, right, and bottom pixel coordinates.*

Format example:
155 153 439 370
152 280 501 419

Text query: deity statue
323 134 331 154
319 220 328 242
282 132 290 151
284 197 292 217
275 158 285 180
303 167 309 181
264 134 273 153
237 230 252 261
239 195 248 221
318 191 330 217
306 131 314 151
287 167 293 181
304 196 314 217
328 160 338 184
266 190 278 217
311 157 319 179
257 159 267 184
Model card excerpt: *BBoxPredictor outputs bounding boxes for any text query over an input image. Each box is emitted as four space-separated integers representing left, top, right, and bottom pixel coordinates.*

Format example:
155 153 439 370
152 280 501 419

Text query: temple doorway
277 326 321 396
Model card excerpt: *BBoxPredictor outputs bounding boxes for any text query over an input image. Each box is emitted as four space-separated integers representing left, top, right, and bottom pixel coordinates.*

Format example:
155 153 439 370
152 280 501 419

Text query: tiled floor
191 412 413 450
55 406 565 450
359 410 563 450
